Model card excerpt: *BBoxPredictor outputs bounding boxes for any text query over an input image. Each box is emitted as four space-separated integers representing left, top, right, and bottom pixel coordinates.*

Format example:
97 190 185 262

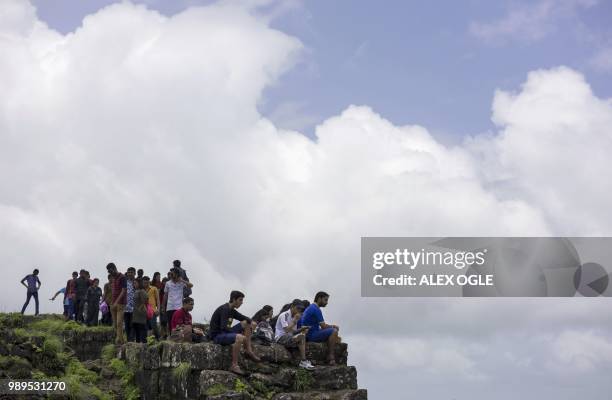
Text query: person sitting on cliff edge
301 291 340 365
208 290 261 375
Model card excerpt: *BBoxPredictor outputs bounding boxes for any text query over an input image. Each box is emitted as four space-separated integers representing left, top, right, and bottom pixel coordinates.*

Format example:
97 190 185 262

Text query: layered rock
120 341 366 400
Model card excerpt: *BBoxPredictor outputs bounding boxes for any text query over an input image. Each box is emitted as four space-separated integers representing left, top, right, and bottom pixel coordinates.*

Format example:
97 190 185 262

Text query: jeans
132 323 147 343
124 312 133 341
110 304 126 344
86 304 99 326
21 291 39 315
147 314 160 340
75 298 87 322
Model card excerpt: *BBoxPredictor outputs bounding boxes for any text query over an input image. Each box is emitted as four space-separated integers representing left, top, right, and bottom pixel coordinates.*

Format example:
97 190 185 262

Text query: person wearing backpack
252 305 274 345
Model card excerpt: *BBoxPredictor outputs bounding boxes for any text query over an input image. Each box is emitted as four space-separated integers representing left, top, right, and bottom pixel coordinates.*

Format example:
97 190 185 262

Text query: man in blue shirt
301 291 340 365
20 268 41 315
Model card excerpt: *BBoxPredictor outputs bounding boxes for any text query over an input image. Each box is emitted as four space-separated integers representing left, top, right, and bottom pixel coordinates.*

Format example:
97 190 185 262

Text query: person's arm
161 291 168 312
36 277 41 290
179 278 193 288
20 276 28 288
114 288 126 306
231 309 252 324
155 289 160 314
50 289 62 300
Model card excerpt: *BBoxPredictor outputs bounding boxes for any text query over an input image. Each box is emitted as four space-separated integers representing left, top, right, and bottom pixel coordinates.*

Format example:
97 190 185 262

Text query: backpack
254 321 274 346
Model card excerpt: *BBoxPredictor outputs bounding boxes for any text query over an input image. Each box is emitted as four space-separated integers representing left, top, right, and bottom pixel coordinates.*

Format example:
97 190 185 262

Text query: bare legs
327 329 339 365
230 320 261 375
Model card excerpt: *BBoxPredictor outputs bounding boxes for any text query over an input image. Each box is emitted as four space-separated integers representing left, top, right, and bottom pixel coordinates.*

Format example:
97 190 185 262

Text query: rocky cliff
0 314 367 400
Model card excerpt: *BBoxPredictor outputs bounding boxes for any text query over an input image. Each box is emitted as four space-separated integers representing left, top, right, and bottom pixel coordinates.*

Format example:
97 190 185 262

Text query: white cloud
469 0 597 44
2 1 612 397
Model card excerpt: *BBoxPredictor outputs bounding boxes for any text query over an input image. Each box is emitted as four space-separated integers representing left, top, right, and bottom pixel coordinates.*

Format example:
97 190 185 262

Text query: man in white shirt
161 267 194 334
275 299 314 370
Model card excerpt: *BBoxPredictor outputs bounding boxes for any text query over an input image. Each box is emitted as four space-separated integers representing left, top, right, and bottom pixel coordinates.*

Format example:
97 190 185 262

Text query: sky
2 1 612 399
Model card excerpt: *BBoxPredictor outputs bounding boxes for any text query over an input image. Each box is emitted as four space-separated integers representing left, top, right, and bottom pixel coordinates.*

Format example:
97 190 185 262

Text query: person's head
229 290 245 308
173 260 181 268
301 300 310 308
171 267 183 281
107 273 113 282
72 271 78 279
152 272 161 283
314 291 329 307
79 269 86 277
126 267 136 280
142 276 150 289
106 263 117 276
253 305 273 322
33 268 39 275
167 271 172 279
182 296 194 312
133 279 140 289
137 269 143 277
290 299 305 316
93 278 99 287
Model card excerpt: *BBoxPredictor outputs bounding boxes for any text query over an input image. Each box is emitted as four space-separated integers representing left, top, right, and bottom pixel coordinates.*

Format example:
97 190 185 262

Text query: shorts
275 332 303 348
307 327 335 343
213 323 244 345
63 299 73 316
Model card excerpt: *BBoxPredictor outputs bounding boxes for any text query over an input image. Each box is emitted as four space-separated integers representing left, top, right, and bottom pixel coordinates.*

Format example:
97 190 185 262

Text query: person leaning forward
208 290 261 375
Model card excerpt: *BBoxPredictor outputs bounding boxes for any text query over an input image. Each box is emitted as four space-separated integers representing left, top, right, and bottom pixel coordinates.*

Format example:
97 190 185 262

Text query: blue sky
32 0 612 140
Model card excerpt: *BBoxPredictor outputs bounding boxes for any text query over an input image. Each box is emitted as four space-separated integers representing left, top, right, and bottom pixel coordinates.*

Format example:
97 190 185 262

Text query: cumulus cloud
2 1 612 398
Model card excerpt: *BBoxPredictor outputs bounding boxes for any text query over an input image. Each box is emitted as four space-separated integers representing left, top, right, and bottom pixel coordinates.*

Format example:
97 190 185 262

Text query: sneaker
299 360 315 370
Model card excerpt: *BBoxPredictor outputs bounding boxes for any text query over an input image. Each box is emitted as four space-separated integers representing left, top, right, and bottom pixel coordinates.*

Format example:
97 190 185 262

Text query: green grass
109 358 140 400
294 368 314 392
173 361 191 382
29 318 113 334
0 313 24 328
101 344 116 362
206 383 230 396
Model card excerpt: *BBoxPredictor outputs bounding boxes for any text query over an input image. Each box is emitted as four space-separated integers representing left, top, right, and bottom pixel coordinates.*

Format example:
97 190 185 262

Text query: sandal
246 352 261 362
230 365 246 376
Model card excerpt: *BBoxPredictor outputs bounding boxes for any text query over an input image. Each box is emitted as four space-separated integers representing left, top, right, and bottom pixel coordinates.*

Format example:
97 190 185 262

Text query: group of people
20 262 341 376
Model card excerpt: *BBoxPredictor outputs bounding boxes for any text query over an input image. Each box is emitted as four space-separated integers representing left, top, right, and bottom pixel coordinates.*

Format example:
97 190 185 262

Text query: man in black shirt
209 290 260 375
74 269 91 323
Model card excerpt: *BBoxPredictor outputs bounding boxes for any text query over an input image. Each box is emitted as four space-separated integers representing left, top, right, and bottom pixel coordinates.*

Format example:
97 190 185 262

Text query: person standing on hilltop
86 278 103 326
107 263 127 345
161 267 193 334
74 269 91 323
20 268 41 316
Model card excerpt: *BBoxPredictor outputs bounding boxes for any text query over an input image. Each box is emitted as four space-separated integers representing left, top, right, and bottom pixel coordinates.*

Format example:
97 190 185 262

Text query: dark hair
33 269 39 275
143 276 150 281
302 300 310 308
107 274 112 280
291 299 304 308
173 260 181 267
72 271 78 277
183 297 194 304
314 291 329 302
252 305 273 323
80 269 86 274
106 263 116 272
127 267 136 273
230 290 245 302
93 278 99 282
152 272 161 284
